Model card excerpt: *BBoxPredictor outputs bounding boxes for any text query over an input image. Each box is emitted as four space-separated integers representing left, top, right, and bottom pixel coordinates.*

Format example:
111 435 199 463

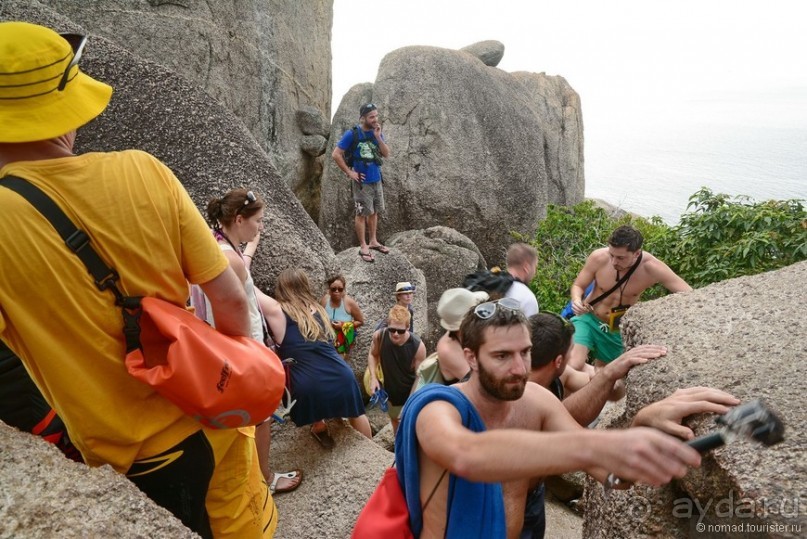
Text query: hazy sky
333 0 807 124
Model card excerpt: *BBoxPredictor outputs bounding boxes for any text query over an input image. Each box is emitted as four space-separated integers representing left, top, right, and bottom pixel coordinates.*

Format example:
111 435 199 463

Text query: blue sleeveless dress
278 312 365 426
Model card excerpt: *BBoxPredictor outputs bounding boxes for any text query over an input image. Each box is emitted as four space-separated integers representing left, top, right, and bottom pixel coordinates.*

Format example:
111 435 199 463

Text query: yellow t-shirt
0 150 229 471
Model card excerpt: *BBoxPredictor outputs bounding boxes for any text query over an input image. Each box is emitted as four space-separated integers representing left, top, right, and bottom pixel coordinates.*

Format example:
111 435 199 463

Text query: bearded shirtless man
568 225 691 375
395 299 700 538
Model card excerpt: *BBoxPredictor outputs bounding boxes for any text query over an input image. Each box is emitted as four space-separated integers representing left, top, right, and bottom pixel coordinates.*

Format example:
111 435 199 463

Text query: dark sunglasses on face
330 287 344 292
387 327 407 335
474 297 522 320
57 34 87 92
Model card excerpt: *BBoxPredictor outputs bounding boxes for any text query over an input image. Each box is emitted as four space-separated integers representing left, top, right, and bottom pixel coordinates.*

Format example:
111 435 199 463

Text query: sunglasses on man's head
387 327 407 335
329 287 344 292
57 33 88 92
474 297 522 320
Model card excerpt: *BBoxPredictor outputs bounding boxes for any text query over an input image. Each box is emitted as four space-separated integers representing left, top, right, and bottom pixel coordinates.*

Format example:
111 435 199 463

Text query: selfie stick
605 399 785 491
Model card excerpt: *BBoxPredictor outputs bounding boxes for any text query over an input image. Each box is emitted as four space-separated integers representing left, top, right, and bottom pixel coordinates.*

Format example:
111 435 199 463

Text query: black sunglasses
474 297 522 320
387 327 407 335
329 287 344 292
57 34 88 92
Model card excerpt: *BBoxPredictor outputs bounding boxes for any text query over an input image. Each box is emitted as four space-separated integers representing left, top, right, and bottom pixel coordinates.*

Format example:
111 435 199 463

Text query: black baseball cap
360 103 377 117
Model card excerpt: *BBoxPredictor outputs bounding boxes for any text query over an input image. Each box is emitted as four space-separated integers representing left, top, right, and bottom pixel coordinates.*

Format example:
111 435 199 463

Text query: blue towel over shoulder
394 384 506 538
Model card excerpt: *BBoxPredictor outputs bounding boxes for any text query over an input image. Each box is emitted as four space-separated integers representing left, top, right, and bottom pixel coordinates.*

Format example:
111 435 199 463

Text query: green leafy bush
662 188 807 288
523 189 807 313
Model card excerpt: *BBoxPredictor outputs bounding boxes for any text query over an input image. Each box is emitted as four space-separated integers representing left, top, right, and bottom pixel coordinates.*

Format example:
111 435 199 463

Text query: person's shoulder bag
0 175 285 429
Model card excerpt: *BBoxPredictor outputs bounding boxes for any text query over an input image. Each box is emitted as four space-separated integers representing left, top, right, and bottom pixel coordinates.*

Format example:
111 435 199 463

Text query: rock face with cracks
321 44 584 263
3 0 337 291
36 0 334 215
582 262 807 538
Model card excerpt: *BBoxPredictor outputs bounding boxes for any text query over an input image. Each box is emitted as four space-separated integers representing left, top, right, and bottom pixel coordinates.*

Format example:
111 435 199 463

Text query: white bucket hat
437 288 489 331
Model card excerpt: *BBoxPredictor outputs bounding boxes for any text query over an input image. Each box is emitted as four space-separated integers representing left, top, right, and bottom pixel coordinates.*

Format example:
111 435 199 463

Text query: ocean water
583 94 807 225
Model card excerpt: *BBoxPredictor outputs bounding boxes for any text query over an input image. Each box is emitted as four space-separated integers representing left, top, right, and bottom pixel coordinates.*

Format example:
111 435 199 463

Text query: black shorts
126 430 215 539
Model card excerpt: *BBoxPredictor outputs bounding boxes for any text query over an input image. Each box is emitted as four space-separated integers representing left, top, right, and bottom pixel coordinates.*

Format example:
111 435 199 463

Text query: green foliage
662 188 807 288
523 189 807 313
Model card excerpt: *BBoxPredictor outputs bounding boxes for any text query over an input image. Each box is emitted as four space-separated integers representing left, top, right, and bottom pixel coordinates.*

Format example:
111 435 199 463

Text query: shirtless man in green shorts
568 226 691 380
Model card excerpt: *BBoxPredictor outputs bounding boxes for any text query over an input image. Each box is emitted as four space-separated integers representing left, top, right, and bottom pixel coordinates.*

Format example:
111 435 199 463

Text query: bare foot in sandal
269 469 303 494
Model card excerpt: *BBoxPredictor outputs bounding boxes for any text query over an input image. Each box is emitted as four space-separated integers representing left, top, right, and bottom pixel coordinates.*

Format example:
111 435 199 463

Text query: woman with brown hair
319 274 364 361
260 269 371 448
201 188 303 495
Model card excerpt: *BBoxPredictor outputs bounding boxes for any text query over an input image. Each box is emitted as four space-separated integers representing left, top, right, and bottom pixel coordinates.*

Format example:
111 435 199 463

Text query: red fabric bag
125 297 285 429
351 467 414 539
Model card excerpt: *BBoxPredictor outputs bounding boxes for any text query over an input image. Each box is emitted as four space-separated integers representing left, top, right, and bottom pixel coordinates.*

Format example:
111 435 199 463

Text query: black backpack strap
0 175 143 352
2 176 121 297
587 251 643 307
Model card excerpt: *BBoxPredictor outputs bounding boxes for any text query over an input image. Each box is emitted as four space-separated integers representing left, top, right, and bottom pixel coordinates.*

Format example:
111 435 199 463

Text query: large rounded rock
0 422 197 538
321 45 585 263
582 262 807 538
512 71 585 205
460 39 505 67
386 226 487 350
270 420 391 539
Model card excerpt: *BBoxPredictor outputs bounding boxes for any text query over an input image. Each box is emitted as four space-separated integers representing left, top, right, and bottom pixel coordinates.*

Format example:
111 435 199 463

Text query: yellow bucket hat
0 22 113 143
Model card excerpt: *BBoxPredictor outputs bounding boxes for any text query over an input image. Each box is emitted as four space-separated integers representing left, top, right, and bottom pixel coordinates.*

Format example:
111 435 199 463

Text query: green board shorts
571 312 624 363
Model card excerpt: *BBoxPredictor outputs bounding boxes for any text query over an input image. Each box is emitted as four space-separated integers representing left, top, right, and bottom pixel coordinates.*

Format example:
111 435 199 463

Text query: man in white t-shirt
504 242 539 316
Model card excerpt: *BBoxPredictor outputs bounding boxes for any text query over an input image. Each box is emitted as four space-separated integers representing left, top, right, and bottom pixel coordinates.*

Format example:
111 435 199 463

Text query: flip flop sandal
310 426 336 449
270 469 303 494
358 249 375 263
369 245 390 254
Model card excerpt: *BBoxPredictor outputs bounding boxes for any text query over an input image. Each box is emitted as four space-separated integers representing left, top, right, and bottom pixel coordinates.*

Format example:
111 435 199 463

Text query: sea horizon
582 89 807 225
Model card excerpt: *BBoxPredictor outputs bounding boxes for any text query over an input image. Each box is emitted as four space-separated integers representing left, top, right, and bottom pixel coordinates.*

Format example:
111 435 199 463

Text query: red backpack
352 467 413 538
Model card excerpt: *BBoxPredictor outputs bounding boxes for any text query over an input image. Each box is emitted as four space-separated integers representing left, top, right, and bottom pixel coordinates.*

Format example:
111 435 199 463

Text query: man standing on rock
332 103 391 263
393 299 702 537
568 225 691 376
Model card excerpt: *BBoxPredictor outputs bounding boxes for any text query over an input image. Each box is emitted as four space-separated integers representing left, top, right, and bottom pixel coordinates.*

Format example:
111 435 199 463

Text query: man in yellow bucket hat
0 22 277 537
